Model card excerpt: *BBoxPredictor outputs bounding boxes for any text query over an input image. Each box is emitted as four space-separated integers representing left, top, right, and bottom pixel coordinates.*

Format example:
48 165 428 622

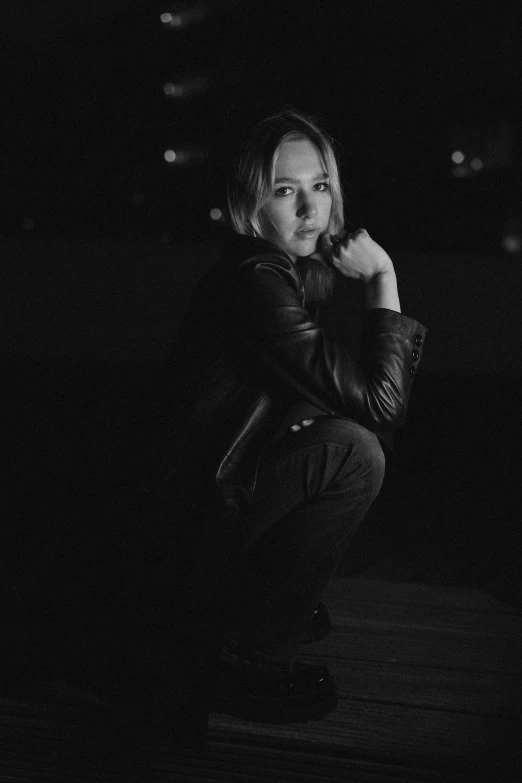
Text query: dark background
2 0 521 249
2 0 521 633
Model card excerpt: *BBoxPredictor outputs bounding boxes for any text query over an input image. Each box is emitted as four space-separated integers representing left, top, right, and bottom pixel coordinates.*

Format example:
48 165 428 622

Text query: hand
318 228 394 283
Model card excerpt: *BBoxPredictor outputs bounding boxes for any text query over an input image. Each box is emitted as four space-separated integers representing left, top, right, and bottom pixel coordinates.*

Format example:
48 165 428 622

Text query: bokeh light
160 12 182 27
210 208 223 221
164 149 177 163
163 75 209 98
470 158 484 171
451 150 465 164
501 235 521 254
160 5 208 29
163 83 183 96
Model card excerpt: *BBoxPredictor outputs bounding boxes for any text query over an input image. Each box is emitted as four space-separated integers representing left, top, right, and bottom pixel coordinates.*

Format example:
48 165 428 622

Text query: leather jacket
170 230 427 520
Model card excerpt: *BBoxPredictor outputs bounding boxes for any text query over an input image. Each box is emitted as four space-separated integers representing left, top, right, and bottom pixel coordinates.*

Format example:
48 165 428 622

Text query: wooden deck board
305 627 521 674
208 579 521 779
316 579 518 613
1 578 520 782
209 698 515 770
298 654 520 714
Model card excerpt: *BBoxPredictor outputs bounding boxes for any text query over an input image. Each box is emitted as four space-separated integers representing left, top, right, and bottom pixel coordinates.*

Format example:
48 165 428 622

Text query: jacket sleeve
230 253 427 433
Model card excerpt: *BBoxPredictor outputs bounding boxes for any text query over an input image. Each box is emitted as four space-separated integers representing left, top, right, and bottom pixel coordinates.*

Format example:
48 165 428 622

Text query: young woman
171 108 427 724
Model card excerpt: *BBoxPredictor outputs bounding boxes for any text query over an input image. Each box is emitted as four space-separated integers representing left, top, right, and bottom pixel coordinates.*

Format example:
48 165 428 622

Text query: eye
274 186 293 196
314 182 330 191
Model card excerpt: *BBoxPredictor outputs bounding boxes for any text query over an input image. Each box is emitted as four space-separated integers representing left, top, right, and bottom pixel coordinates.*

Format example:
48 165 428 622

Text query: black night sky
2 0 521 250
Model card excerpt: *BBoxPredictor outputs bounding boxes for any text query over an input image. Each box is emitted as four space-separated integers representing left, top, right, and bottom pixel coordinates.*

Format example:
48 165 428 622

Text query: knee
344 423 385 495
353 426 386 498
317 418 386 499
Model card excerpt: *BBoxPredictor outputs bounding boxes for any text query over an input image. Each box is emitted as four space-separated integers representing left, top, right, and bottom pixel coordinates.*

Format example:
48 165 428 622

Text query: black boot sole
212 687 338 724
211 660 338 724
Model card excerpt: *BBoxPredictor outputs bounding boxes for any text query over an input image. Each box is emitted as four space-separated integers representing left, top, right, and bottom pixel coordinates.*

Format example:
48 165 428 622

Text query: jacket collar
220 228 293 264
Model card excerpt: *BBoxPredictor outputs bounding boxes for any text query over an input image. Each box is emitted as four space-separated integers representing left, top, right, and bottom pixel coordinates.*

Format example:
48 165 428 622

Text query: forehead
273 138 326 178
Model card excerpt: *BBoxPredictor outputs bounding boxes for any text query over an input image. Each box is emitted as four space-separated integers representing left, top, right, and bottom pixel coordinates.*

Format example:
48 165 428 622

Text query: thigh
260 416 384 494
242 417 384 547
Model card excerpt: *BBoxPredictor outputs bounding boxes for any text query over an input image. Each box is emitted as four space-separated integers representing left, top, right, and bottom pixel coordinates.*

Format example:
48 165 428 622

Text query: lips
296 227 319 236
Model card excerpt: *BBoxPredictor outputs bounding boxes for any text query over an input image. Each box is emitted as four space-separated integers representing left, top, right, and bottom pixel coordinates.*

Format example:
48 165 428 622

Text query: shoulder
220 230 302 291
193 229 304 306
222 230 288 265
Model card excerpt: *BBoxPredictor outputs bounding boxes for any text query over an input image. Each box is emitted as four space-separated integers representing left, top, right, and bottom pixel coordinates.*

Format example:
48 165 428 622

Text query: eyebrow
274 172 329 184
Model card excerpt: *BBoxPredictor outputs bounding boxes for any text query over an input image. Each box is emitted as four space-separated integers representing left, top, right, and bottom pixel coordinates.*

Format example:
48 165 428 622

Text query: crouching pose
170 108 427 724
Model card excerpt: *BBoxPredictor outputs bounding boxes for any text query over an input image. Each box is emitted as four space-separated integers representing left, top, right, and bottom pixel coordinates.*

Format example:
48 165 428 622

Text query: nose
296 192 318 220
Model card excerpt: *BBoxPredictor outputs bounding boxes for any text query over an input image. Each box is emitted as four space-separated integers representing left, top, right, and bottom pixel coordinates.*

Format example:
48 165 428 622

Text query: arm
230 251 426 433
365 269 401 312
323 228 401 313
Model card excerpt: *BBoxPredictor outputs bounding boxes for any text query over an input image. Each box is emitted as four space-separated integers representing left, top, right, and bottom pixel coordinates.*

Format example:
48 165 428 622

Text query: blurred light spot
163 82 183 96
163 75 209 99
451 150 465 164
470 157 484 171
22 218 34 230
210 208 222 221
452 164 470 178
164 147 208 167
160 5 208 29
160 12 183 27
160 13 182 27
133 191 145 204
501 234 521 253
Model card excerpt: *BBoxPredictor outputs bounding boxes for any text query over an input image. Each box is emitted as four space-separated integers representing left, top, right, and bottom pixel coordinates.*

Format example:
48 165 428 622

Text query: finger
321 233 335 249
324 232 346 254
333 230 349 245
320 234 340 264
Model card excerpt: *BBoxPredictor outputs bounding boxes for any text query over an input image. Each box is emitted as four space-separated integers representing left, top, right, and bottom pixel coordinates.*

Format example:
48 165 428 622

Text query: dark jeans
222 416 386 667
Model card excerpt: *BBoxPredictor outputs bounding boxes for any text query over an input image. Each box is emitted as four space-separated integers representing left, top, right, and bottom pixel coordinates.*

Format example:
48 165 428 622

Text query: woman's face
259 138 332 261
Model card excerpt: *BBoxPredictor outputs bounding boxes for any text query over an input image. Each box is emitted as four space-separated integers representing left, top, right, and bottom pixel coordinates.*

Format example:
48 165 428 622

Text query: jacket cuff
365 307 428 384
366 307 427 335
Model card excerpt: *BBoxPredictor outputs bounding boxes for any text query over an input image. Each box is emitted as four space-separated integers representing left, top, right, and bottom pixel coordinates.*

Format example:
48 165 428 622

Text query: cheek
263 202 291 235
323 194 333 216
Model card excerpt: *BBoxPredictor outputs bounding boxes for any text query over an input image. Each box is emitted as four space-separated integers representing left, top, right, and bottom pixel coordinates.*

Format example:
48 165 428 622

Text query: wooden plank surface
301 627 521 674
208 579 522 779
317 578 518 613
298 655 520 714
1 578 520 782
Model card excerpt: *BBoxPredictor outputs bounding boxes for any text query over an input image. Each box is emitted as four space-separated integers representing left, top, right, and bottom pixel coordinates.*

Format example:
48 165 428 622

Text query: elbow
368 405 407 433
386 400 408 430
363 385 409 432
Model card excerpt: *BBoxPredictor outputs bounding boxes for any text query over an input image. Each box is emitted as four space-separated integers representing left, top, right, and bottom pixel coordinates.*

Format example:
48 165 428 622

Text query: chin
292 240 318 258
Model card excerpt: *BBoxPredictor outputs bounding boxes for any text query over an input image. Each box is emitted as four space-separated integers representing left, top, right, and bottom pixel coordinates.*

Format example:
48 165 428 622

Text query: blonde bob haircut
226 109 345 240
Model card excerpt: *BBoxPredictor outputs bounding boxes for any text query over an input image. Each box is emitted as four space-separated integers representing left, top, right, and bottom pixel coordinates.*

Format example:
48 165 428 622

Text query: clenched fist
318 228 395 283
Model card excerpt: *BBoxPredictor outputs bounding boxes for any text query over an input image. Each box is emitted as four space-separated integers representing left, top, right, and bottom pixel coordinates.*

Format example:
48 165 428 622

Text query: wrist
364 267 401 312
364 266 396 285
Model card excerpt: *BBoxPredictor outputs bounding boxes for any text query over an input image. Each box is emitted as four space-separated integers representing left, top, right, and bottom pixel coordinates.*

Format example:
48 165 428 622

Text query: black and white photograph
1 1 521 779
